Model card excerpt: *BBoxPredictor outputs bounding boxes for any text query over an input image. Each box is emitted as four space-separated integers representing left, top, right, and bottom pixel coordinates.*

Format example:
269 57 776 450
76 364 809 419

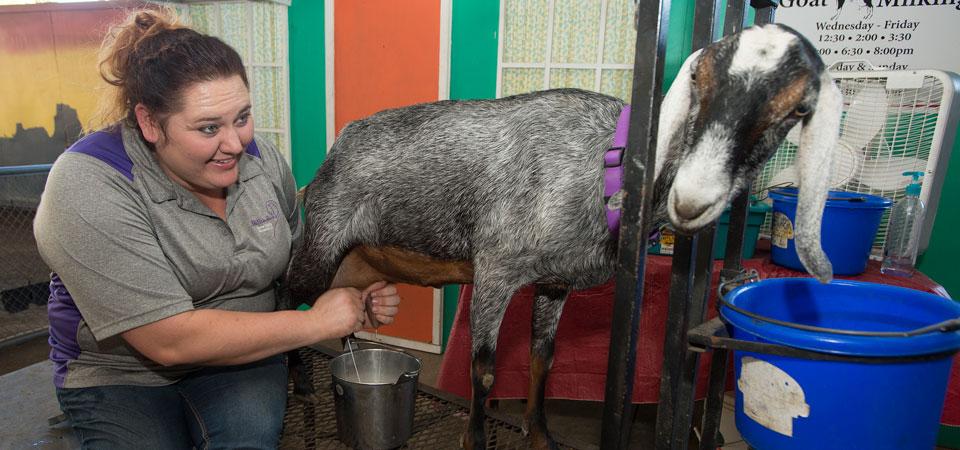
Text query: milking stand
600 1 777 449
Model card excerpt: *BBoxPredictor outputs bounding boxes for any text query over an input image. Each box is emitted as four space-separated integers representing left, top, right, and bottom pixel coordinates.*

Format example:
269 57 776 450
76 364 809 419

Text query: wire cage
754 69 959 257
0 167 51 345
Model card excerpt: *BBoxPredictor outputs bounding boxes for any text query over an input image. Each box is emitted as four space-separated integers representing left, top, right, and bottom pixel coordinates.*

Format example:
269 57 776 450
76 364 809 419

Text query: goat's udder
330 245 475 289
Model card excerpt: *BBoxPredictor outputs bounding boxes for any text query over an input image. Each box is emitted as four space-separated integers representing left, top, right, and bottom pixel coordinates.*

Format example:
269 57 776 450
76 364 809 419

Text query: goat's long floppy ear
795 71 843 283
655 49 702 178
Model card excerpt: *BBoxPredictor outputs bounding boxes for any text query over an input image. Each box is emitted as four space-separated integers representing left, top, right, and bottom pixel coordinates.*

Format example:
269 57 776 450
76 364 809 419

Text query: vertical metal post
697 4 776 450
723 0 750 36
697 347 731 450
752 0 778 25
600 0 672 447
721 191 751 279
719 0 753 282
692 0 724 49
649 0 725 447
653 225 717 450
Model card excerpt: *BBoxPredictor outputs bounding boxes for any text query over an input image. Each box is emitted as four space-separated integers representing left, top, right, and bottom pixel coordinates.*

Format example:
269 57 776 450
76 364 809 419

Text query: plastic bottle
881 171 926 277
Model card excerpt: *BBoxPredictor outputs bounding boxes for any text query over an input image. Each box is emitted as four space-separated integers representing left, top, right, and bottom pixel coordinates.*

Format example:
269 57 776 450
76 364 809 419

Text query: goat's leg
286 226 345 306
463 277 525 450
285 203 364 402
285 229 349 403
523 284 569 450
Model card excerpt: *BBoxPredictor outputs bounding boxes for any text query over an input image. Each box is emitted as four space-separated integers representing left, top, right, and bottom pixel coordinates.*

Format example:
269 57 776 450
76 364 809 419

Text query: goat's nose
673 196 712 220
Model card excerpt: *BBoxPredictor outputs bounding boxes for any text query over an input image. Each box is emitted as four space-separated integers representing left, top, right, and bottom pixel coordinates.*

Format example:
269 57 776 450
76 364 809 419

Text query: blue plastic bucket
721 278 960 450
769 188 891 275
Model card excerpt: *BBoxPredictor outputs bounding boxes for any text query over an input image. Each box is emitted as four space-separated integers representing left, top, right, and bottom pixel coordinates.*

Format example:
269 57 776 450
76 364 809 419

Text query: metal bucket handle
343 338 422 384
717 270 960 338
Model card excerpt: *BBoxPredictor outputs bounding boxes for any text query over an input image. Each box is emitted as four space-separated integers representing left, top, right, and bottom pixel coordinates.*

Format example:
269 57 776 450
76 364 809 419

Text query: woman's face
137 75 254 198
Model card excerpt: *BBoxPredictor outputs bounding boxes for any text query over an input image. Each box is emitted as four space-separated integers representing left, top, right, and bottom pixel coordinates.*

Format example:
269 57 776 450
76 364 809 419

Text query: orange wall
336 0 442 344
334 0 440 133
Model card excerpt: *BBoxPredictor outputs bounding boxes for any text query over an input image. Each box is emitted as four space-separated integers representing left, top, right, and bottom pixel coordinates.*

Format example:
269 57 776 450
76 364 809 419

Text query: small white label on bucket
738 357 809 437
772 212 794 249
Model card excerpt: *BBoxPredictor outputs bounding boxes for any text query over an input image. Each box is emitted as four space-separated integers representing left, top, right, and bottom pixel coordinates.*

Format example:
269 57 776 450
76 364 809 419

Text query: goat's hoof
527 426 558 450
531 434 559 450
460 430 485 450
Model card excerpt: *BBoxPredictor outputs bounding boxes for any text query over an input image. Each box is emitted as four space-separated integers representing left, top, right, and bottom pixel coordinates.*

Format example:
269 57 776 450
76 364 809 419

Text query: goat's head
656 24 841 283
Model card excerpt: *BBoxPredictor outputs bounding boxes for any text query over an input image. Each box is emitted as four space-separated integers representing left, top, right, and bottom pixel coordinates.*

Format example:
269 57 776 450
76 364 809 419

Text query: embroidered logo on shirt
251 200 281 234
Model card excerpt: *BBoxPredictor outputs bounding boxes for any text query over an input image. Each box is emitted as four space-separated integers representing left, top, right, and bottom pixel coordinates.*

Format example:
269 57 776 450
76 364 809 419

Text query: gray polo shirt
34 125 302 388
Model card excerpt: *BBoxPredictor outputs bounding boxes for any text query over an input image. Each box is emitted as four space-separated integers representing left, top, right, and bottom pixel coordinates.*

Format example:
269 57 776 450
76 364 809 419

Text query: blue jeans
56 355 288 450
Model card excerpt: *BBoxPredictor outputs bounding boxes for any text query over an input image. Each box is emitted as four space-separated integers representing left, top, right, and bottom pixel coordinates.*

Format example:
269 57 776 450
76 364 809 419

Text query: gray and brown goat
286 24 841 449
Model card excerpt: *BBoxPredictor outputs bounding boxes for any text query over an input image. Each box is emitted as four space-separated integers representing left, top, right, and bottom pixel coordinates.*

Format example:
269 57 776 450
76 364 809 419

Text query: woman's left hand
361 281 401 327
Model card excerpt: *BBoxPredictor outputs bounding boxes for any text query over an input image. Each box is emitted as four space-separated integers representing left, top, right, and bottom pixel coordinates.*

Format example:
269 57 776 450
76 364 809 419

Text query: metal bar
0 164 52 176
752 1 776 25
723 0 750 37
750 0 778 25
698 347 730 450
649 0 726 447
692 0 724 50
653 234 696 450
655 225 717 450
672 226 716 439
688 318 959 364
599 0 672 446
721 190 750 280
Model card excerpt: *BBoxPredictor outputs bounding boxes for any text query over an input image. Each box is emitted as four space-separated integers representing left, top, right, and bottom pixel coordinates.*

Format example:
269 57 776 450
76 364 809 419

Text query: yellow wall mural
0 3 126 165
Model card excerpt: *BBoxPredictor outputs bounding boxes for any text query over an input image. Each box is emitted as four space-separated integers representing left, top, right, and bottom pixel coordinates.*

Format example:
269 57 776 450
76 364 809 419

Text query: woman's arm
123 286 366 366
122 282 402 367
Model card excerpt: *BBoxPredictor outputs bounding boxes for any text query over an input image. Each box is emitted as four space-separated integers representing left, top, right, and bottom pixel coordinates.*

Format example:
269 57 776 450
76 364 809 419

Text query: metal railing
601 1 775 448
0 164 52 347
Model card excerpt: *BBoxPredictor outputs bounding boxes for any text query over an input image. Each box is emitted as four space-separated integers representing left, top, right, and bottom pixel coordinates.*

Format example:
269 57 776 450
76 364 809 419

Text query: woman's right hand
307 287 366 338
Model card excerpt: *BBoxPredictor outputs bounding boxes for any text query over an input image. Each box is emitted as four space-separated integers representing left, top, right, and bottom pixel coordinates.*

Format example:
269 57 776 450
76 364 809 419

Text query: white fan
769 85 887 189
756 68 958 257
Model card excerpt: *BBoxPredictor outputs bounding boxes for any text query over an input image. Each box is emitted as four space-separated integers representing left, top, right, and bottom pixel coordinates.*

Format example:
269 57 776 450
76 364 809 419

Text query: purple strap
605 105 630 237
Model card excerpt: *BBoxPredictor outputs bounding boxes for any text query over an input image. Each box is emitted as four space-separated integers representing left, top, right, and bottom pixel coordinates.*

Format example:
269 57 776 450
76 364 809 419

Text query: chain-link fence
0 165 51 346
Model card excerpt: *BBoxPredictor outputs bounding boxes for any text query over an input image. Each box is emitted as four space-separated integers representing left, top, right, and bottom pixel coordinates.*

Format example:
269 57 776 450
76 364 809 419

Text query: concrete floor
0 333 49 376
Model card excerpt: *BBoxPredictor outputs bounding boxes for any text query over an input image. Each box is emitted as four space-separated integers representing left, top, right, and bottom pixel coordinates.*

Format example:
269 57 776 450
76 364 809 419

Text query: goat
285 24 841 450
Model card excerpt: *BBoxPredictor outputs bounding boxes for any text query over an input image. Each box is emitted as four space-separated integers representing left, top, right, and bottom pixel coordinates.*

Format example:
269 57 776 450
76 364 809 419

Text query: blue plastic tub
721 278 960 450
769 188 891 275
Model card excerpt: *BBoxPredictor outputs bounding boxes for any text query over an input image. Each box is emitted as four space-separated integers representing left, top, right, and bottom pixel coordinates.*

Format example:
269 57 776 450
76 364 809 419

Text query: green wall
288 0 326 188
450 0 500 100
917 138 960 297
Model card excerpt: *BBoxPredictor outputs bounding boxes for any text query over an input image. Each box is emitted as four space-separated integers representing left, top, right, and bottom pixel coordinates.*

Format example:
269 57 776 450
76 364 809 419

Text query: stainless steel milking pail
330 346 421 449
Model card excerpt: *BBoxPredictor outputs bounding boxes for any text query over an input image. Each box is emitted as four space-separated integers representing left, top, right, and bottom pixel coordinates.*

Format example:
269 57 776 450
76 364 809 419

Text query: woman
33 9 398 449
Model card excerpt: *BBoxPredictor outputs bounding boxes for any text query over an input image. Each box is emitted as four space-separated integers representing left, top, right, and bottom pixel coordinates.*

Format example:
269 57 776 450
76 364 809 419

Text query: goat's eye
794 106 811 117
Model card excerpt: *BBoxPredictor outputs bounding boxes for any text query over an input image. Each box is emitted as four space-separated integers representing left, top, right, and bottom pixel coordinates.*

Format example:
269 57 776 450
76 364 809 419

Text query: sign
774 0 960 74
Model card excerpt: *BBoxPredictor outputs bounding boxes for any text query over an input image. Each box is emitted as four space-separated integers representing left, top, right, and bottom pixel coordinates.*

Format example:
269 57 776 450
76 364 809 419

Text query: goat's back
305 89 624 286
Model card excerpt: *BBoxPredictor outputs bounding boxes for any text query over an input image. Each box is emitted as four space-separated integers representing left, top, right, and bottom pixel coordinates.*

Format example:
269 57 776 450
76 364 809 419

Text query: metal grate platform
279 346 588 450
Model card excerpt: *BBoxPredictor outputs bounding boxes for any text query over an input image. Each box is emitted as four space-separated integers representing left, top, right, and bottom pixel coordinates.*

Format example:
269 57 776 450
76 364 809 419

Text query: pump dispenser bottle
881 171 926 277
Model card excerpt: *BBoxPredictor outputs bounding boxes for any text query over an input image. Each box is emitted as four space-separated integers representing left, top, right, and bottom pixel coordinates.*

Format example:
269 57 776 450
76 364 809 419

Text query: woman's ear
134 103 162 144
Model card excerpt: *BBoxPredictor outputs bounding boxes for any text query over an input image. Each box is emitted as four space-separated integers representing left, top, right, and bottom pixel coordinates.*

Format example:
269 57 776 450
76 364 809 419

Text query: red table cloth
436 253 960 425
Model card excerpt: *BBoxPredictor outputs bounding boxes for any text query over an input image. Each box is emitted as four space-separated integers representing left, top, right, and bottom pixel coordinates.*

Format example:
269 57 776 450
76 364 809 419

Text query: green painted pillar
288 1 327 188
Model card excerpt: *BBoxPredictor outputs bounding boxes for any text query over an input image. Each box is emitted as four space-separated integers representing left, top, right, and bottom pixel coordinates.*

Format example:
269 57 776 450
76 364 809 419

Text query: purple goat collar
604 105 630 238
